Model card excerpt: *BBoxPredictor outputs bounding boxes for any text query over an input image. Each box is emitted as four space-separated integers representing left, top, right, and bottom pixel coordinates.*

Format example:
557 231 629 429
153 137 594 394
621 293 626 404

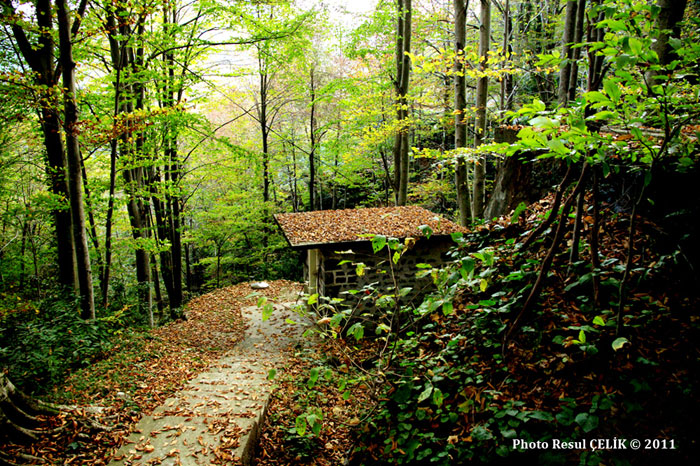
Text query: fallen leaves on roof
274 206 467 247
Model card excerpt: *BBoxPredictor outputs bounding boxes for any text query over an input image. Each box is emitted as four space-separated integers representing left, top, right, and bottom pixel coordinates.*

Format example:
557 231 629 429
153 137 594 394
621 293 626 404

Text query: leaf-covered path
0 281 308 466
108 282 306 465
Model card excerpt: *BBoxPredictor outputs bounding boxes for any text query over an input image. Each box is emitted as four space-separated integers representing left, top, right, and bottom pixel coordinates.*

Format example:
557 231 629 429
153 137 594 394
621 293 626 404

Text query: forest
0 0 699 464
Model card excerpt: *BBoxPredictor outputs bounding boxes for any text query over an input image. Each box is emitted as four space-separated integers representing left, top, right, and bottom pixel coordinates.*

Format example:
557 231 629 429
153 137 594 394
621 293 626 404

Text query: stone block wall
315 237 454 308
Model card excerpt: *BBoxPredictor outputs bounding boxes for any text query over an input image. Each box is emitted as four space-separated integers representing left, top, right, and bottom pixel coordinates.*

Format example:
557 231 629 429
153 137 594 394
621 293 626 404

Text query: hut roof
274 206 467 249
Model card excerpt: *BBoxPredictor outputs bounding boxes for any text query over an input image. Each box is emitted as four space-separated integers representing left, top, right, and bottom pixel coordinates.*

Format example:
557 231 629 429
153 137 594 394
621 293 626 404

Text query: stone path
109 294 308 466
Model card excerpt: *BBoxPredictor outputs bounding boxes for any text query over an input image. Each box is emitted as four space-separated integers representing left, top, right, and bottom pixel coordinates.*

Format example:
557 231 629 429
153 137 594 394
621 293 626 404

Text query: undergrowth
346 211 700 465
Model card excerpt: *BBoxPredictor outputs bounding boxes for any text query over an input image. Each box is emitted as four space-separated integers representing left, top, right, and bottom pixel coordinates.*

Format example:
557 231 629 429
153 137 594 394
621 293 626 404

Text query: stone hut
274 206 467 305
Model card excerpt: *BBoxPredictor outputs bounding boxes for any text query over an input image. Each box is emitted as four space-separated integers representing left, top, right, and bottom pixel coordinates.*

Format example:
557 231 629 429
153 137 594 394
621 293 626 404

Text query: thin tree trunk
19 221 27 289
393 0 411 206
472 0 491 219
309 67 318 211
500 0 513 111
568 190 585 267
151 253 164 319
567 0 587 101
454 0 471 226
80 158 104 296
590 166 601 306
521 164 575 250
101 139 118 308
616 172 651 336
557 0 578 106
506 164 590 342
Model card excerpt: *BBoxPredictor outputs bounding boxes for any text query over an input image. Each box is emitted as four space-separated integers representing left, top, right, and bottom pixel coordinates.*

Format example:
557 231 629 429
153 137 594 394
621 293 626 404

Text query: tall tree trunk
106 4 153 321
309 67 318 211
454 0 471 226
260 68 271 205
393 0 411 206
500 0 514 111
42 110 77 290
101 139 118 308
57 0 95 319
2 0 77 289
472 0 490 219
645 0 688 85
567 0 587 101
557 0 578 106
81 158 105 298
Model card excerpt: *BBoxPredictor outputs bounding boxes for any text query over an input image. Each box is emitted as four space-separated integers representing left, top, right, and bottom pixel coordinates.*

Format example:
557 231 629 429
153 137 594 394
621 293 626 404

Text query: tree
471 0 490 219
393 0 412 206
453 0 471 226
56 0 95 319
0 0 86 291
103 0 154 324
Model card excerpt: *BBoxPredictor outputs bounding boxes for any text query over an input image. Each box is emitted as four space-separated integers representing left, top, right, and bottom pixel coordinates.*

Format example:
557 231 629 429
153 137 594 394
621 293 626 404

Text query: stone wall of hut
313 237 454 307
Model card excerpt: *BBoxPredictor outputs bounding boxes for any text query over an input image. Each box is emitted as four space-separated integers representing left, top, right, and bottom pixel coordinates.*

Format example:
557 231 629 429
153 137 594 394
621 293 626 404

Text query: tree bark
646 0 688 85
454 0 471 226
1 0 77 289
557 0 578 106
393 0 411 206
567 0 587 101
57 0 95 319
105 3 153 322
472 0 490 219
309 67 318 211
101 139 118 308
500 0 513 111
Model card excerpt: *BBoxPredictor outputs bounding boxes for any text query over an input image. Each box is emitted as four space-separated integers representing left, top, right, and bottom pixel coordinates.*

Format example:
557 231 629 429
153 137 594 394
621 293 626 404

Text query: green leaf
510 202 528 224
480 279 488 292
267 369 277 381
348 322 364 341
418 224 433 239
307 293 318 305
593 316 606 326
471 424 494 441
309 415 322 436
307 367 320 389
442 301 454 315
460 259 475 279
547 138 568 154
585 91 610 104
432 388 444 407
371 235 387 253
262 303 274 321
417 385 433 403
612 337 630 351
529 411 554 422
356 263 366 277
604 79 621 103
295 415 307 436
578 329 586 343
529 116 559 130
575 412 599 433
628 37 643 55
